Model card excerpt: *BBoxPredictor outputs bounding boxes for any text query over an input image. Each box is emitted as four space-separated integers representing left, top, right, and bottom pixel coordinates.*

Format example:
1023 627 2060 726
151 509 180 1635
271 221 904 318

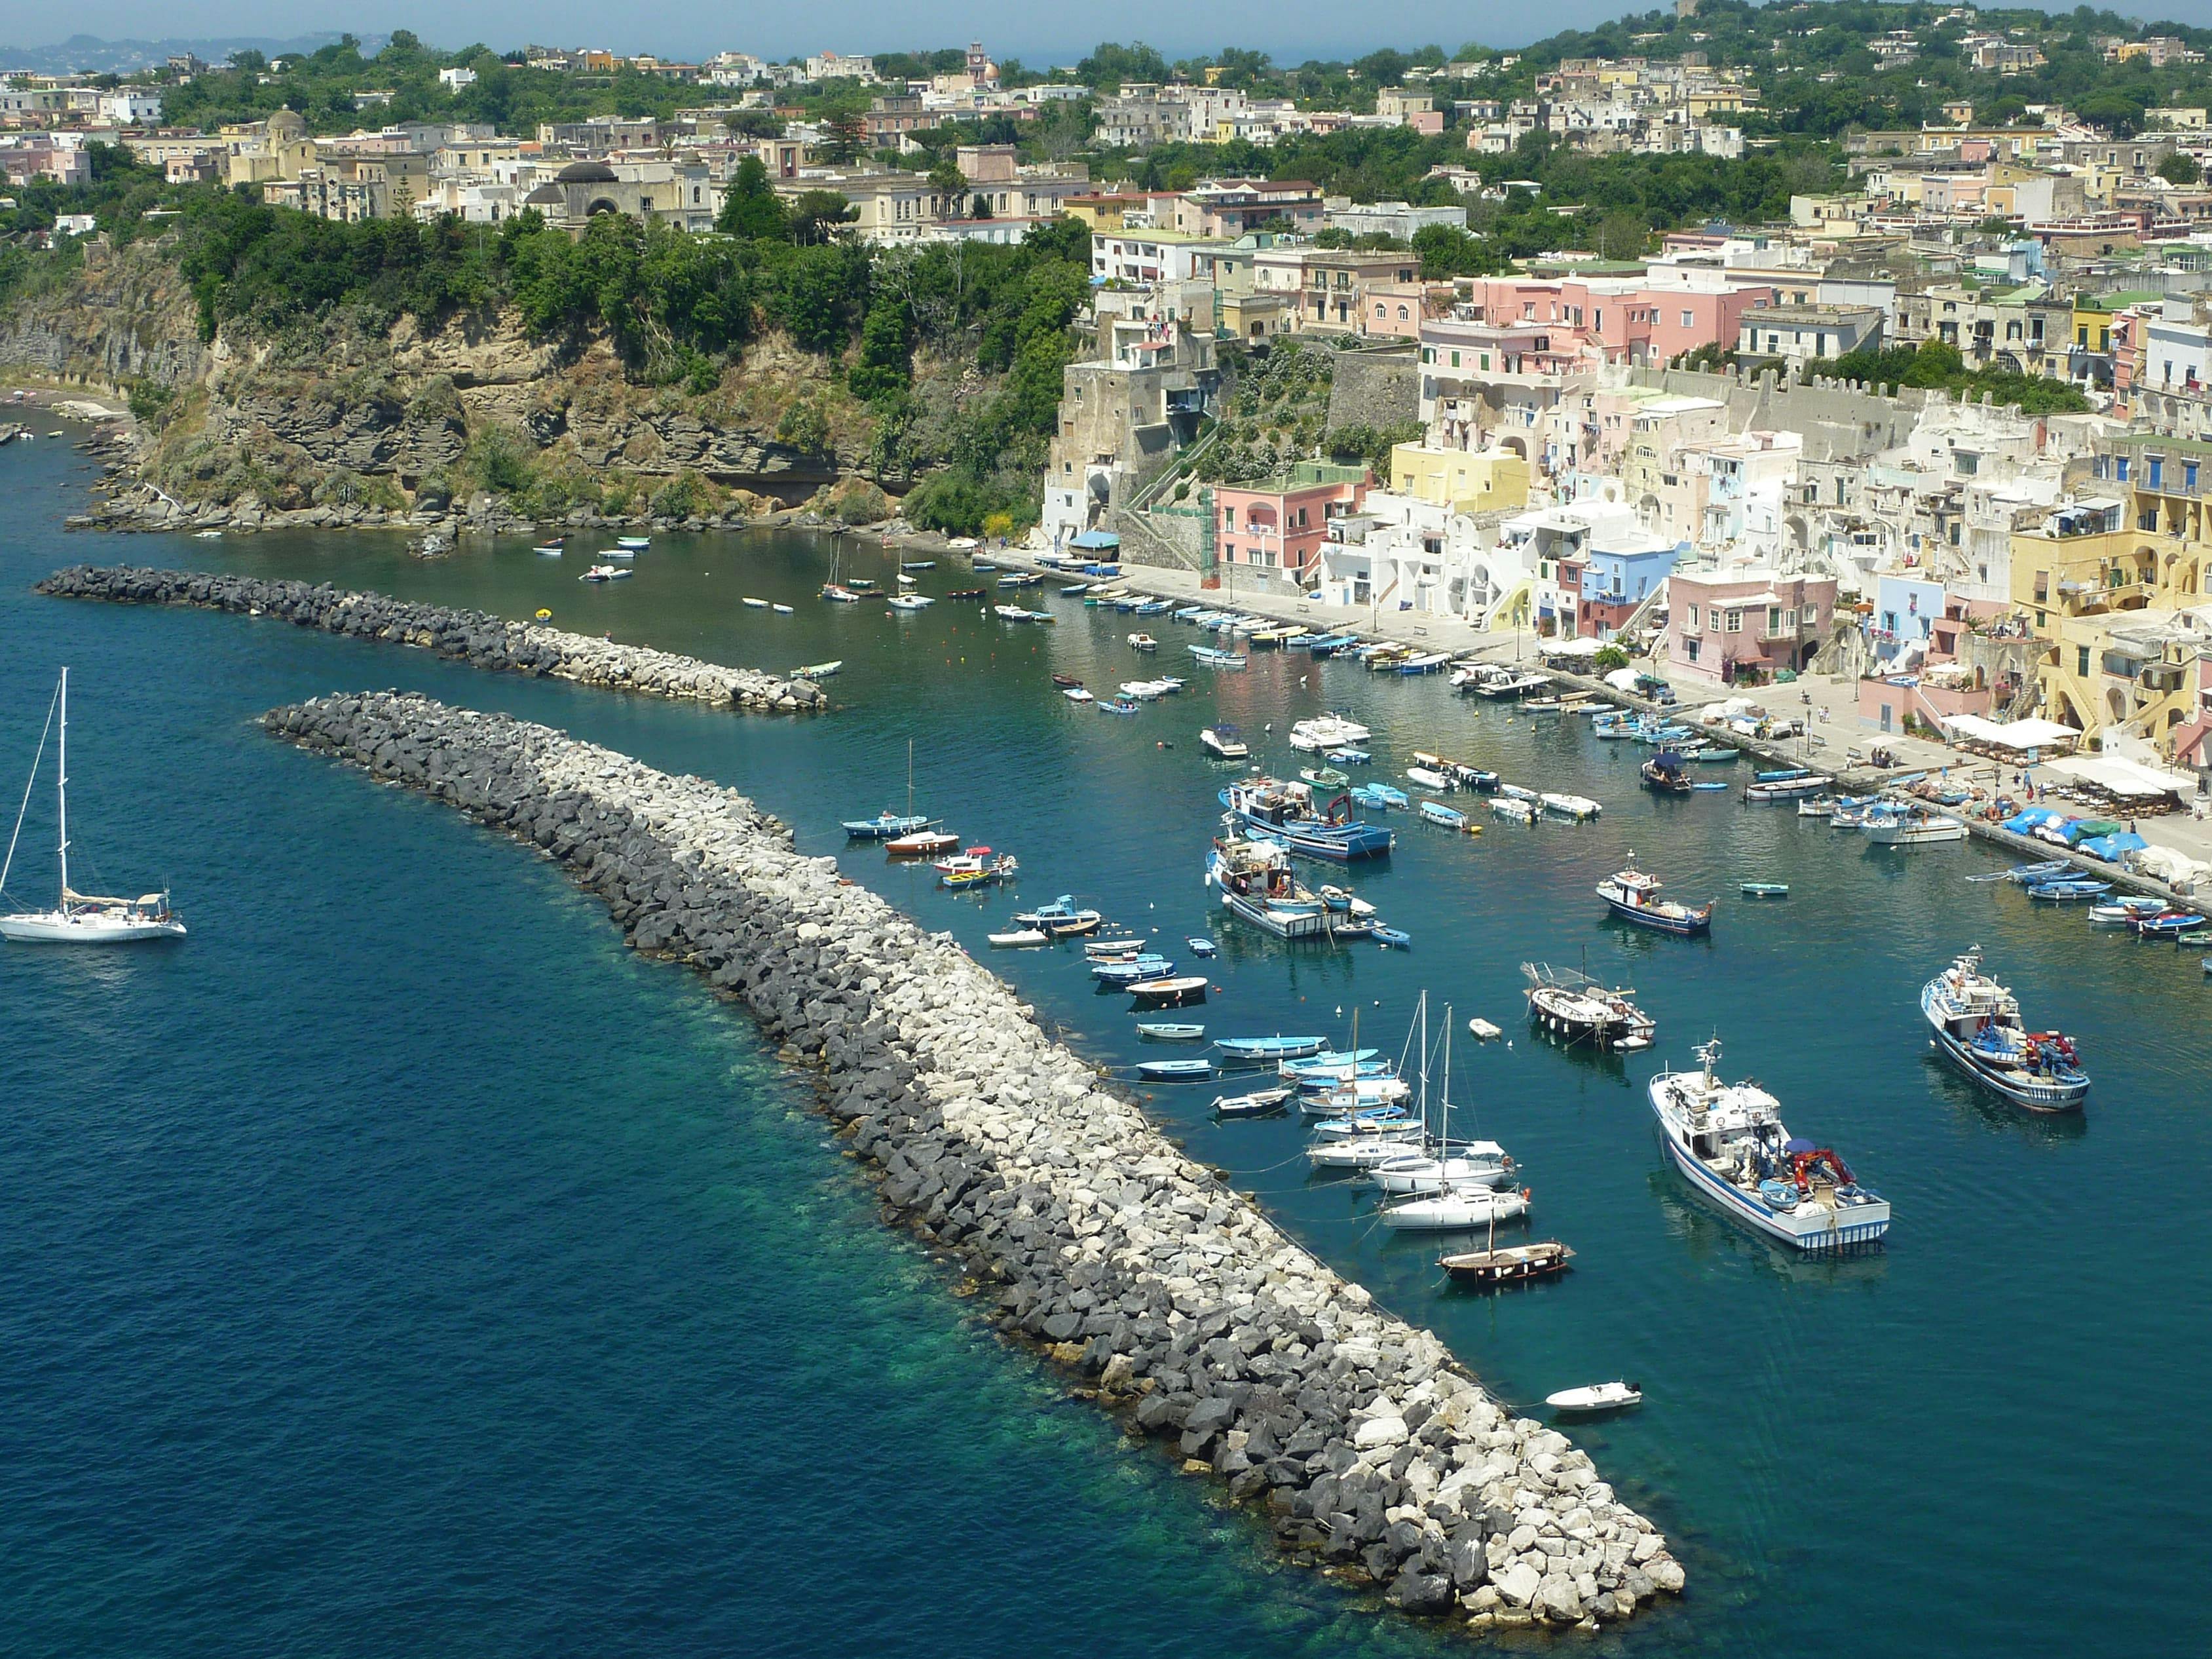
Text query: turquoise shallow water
3 430 2209 1656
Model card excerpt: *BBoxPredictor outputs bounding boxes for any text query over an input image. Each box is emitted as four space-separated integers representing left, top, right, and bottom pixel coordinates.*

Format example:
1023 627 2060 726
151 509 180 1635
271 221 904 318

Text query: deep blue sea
3 425 2207 1657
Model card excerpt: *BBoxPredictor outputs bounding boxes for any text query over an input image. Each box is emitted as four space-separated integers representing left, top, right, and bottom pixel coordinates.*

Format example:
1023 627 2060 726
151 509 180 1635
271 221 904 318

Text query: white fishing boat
1 670 185 944
1490 797 1535 824
1647 1039 1890 1251
1062 687 1095 703
1920 947 2089 1111
1127 632 1158 651
1405 765 1453 792
987 928 1049 947
741 597 770 609
772 603 795 615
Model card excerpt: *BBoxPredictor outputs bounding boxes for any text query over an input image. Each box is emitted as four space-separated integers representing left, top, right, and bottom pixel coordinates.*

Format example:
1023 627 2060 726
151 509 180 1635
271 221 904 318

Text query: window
1767 606 1783 635
2077 644 2091 677
1223 543 1236 560
1725 608 1743 633
1685 637 1700 663
1681 310 1695 328
1781 607 1797 631
1451 351 1461 368
2116 455 2130 482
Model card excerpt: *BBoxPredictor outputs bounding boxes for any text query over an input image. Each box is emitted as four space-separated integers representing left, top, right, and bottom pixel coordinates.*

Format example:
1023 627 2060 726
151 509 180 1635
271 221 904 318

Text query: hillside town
7 11 2212 797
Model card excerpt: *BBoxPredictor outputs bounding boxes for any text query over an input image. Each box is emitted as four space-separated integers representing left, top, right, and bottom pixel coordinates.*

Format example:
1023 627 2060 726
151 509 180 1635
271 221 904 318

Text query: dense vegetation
1824 338 2094 413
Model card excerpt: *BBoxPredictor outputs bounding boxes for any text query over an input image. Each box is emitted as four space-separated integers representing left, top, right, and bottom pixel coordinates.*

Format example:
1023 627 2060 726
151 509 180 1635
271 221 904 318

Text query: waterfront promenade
984 539 2212 907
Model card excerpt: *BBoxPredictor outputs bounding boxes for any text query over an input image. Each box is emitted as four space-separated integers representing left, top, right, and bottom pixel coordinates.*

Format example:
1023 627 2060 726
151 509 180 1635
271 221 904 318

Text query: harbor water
3 428 2208 1656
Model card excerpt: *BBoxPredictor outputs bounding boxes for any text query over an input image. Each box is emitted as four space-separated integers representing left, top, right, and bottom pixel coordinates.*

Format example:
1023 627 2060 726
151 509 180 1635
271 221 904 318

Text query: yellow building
2010 481 2210 746
1389 444 1531 513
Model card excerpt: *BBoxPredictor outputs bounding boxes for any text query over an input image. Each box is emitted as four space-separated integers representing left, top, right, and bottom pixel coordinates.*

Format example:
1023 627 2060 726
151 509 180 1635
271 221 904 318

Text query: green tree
821 109 868 164
2160 151 2203 185
849 293 914 401
717 156 789 240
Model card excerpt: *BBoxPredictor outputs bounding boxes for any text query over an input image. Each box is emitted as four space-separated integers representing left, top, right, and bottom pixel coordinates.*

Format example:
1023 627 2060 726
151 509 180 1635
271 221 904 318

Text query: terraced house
2010 443 2212 757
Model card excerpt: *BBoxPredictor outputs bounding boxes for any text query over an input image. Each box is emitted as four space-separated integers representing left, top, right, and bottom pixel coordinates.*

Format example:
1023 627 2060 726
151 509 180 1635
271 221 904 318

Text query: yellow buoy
534 608 552 620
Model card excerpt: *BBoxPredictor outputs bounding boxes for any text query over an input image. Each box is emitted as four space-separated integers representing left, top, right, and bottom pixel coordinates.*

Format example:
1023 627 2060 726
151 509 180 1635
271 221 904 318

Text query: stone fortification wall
38 566 826 711
259 689 1684 1636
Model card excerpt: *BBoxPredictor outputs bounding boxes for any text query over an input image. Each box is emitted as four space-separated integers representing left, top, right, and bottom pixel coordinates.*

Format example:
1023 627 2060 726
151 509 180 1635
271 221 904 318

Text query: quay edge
261 689 1685 1635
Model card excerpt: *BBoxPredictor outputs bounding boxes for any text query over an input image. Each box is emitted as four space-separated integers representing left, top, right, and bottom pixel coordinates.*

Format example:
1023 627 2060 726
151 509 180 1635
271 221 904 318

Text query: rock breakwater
263 689 1683 1634
39 565 826 712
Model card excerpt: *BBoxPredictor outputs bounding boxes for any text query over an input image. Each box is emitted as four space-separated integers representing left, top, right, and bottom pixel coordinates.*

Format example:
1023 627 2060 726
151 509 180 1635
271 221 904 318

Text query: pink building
1660 565 1838 687
1456 276 1774 366
1214 472 1369 584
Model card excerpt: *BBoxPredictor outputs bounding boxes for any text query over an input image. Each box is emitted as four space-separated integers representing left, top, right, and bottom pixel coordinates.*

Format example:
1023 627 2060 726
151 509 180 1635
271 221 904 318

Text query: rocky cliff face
6 242 867 531
0 237 206 390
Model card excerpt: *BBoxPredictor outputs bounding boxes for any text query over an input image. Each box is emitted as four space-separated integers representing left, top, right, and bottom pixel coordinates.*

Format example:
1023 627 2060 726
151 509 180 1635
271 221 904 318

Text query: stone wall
1326 346 1421 432
39 566 827 712
260 689 1684 1636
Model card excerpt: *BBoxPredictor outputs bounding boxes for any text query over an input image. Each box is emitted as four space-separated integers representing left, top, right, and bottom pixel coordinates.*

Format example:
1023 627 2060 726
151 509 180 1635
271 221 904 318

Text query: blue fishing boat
1417 800 1469 831
2026 878 2110 902
1186 936 1218 957
1098 696 1140 715
1214 1033 1328 1061
1281 1048 1383 1081
2135 909 2207 938
1755 766 1812 784
1370 924 1412 948
1302 634 1359 657
1093 955 1174 983
1350 782 1410 812
1326 747 1371 764
1220 778 1395 863
2001 860 2072 884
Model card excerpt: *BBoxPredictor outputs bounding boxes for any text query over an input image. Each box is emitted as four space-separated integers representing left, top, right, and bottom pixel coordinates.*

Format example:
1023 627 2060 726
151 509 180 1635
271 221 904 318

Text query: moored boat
1129 975 1209 1006
1212 1087 1291 1118
1438 1238 1575 1286
1921 947 2088 1112
1648 1038 1890 1251
1218 777 1393 863
1200 723 1250 760
1545 1382 1641 1414
1596 859 1714 936
1136 1058 1214 1080
1522 961 1655 1050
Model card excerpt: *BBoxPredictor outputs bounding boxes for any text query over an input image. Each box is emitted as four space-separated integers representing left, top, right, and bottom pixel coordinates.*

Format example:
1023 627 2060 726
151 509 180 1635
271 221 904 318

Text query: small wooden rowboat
1129 976 1209 1006
1438 1238 1575 1286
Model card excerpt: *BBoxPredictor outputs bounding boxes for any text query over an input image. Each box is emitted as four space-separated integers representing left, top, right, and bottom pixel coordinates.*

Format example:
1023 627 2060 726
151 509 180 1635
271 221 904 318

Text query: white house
438 67 478 92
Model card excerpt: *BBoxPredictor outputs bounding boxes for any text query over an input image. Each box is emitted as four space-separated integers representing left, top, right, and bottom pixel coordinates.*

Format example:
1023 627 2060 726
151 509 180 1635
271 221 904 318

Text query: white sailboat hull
0 909 186 943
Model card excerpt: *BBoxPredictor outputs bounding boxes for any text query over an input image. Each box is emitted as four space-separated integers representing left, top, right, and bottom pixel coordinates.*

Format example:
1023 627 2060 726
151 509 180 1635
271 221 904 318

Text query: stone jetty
263 689 1683 1634
38 565 826 712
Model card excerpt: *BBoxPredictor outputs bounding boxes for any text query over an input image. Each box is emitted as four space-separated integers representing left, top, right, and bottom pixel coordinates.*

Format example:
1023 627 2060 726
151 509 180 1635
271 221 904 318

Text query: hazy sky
0 0 2165 66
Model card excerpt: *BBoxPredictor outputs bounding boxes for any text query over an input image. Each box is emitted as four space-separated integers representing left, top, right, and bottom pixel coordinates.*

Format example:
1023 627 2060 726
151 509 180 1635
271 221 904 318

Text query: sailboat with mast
1376 999 1530 1230
1 669 185 944
842 737 936 841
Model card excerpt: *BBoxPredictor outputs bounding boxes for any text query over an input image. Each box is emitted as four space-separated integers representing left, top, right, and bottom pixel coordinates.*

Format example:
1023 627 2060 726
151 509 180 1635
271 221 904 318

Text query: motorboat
885 829 961 858
1545 1382 1641 1414
1921 949 2088 1112
794 660 842 679
1286 715 1372 753
936 850 1017 889
1097 697 1140 715
1867 805 1969 847
1648 1038 1891 1251
1641 751 1695 795
1405 765 1454 792
1540 792 1602 820
741 597 770 609
0 670 186 944
1127 632 1158 651
1522 961 1655 1051
1740 882 1790 899
1596 859 1714 937
772 603 795 615
1745 774 1833 803
1490 797 1535 824
1062 687 1095 703
616 536 651 551
1017 896 1104 938
579 564 623 582
987 928 1049 948
1200 725 1250 761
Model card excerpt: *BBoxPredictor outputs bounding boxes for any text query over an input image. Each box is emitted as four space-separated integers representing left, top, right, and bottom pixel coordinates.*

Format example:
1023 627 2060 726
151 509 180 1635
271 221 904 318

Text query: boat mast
56 667 69 906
